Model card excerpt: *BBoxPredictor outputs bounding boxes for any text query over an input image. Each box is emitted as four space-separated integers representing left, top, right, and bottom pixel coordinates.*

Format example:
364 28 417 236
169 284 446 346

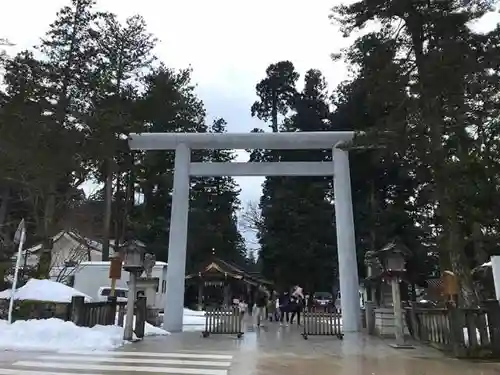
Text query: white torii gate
128 131 361 333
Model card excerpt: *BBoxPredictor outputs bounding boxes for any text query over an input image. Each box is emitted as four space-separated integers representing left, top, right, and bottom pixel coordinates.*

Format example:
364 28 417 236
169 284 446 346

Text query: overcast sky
1 1 499 248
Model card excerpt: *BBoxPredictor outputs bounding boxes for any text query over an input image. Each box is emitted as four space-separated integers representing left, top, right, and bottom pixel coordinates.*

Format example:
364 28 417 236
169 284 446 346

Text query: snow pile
0 279 92 303
183 308 207 331
0 315 169 352
145 321 169 336
184 314 205 325
0 318 123 351
184 308 205 316
157 308 206 331
183 308 206 328
115 313 170 336
0 289 11 299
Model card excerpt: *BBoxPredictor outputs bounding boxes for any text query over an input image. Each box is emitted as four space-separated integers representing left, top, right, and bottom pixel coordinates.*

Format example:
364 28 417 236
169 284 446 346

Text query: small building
13 230 117 281
185 257 272 310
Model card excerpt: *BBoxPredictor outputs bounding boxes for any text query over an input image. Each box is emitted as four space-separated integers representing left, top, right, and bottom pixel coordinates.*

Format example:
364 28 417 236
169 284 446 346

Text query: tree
0 1 250 287
27 0 99 276
251 63 339 291
89 12 156 259
189 118 246 268
132 66 207 264
251 61 299 134
331 0 500 303
240 200 263 234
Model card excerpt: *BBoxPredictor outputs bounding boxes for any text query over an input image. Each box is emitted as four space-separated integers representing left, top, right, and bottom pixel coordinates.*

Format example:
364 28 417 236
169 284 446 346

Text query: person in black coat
278 291 290 325
289 295 303 325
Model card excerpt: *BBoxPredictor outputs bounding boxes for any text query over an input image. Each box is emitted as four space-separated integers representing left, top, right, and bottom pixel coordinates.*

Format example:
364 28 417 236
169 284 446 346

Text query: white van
334 290 365 311
51 261 167 310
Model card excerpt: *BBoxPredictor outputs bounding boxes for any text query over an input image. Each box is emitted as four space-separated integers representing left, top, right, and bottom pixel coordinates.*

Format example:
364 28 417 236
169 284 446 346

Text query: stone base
374 307 409 338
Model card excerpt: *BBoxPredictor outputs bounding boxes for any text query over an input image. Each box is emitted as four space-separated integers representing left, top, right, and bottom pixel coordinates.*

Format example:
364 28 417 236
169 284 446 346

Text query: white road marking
37 355 231 367
57 350 233 360
0 370 103 375
13 361 228 375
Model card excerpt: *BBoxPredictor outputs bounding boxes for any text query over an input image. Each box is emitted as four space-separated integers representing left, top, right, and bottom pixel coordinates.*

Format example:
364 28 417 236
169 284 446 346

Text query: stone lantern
135 252 160 325
120 238 146 341
378 241 413 349
121 239 145 273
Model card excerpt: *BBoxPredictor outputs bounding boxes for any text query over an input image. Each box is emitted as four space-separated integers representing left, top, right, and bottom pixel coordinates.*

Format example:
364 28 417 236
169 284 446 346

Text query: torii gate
128 131 361 333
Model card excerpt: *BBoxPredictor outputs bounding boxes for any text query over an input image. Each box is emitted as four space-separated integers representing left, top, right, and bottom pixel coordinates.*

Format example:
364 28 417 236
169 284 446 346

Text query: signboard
441 270 458 296
109 257 123 280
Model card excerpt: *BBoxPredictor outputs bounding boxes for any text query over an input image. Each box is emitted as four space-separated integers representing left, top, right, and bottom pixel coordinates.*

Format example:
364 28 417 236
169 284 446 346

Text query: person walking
254 287 268 327
290 285 304 325
267 291 278 321
279 290 290 326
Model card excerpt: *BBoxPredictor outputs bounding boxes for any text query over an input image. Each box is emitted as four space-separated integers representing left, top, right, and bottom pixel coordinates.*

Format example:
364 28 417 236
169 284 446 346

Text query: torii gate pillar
333 146 360 332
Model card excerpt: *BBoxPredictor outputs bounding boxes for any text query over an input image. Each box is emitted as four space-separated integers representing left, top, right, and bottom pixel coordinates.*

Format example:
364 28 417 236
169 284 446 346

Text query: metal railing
202 306 243 338
302 308 343 339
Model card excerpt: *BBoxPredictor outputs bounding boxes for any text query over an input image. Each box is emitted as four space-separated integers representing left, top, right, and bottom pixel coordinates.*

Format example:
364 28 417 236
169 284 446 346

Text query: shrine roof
186 256 272 286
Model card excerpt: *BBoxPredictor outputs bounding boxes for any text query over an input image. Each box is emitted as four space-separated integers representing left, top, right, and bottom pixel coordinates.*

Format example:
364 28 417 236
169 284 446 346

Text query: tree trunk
0 186 10 230
102 158 113 261
38 189 56 278
473 222 487 265
114 170 122 246
406 12 475 304
121 152 135 245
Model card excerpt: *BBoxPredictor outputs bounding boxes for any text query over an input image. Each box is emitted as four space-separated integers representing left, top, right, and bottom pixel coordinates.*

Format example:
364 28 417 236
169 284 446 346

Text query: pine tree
133 66 207 264
250 61 299 287
89 12 156 259
331 0 500 303
30 0 99 276
189 118 246 269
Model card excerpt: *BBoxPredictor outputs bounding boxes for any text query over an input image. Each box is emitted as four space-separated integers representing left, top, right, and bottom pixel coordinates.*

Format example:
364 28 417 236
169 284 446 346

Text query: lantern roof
377 239 412 258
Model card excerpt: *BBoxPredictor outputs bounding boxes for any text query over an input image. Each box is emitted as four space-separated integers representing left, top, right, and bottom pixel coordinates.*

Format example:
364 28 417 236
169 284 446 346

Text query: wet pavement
1 321 500 374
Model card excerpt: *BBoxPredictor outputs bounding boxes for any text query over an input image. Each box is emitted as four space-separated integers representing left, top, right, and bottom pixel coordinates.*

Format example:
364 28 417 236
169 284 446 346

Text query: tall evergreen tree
89 12 156 259
189 118 246 269
252 64 339 291
331 0 500 303
133 66 206 265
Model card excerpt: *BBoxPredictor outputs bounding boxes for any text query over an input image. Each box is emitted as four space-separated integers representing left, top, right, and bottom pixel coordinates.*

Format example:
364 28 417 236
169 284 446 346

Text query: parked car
313 292 333 308
97 286 128 303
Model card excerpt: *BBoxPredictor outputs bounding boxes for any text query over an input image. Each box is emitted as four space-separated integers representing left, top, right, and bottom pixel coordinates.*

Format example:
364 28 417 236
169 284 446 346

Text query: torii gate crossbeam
128 131 361 333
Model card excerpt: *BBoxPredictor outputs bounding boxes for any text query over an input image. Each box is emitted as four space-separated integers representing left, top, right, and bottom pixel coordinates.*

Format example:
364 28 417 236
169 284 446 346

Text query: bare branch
240 200 263 234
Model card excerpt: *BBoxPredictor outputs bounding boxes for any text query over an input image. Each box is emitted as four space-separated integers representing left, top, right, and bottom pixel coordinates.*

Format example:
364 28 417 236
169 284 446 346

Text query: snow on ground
0 279 92 303
0 318 123 351
184 308 205 316
145 321 169 336
114 313 170 337
0 314 169 352
158 308 206 331
183 308 206 328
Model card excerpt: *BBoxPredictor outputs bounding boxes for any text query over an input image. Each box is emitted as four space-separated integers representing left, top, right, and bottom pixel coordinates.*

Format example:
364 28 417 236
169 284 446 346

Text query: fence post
135 296 147 339
446 302 466 358
107 296 117 325
70 296 85 327
482 299 500 356
117 304 126 327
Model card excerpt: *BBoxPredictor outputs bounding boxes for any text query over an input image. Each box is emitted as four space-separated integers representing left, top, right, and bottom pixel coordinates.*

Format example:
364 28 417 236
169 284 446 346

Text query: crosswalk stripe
0 370 104 375
13 361 228 375
37 355 231 367
57 350 233 360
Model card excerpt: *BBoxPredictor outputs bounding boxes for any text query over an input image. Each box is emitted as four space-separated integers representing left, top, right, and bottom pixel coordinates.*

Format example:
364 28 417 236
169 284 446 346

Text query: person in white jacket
292 285 304 299
290 285 305 325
